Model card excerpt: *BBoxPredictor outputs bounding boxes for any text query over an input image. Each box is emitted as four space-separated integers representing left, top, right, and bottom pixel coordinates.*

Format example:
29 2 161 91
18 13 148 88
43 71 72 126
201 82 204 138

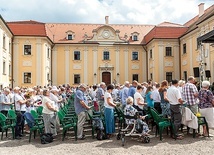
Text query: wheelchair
116 113 150 146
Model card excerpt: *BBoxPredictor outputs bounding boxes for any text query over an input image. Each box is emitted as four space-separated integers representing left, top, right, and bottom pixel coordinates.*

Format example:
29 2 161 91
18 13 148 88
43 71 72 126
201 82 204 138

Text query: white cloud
0 0 213 25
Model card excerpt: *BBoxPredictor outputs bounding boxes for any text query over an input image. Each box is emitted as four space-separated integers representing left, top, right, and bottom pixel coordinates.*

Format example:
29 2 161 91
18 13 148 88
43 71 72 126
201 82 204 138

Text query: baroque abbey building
0 3 213 88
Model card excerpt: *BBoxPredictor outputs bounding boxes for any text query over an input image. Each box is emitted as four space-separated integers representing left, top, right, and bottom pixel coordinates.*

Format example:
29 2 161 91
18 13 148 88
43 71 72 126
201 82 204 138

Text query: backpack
40 133 54 144
96 129 107 140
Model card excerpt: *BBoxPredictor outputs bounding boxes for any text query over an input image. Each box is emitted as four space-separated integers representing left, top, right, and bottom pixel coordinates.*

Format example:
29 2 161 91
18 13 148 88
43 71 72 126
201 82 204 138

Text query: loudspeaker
193 67 199 77
205 70 211 78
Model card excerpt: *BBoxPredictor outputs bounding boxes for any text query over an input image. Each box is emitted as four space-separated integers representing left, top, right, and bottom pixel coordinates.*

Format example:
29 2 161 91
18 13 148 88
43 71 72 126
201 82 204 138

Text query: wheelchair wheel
122 136 125 146
143 136 150 143
116 133 121 140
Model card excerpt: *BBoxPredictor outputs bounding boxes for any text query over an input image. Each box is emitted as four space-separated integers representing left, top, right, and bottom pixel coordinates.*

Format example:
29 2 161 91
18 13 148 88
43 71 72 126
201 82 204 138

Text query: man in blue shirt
128 80 138 98
121 81 130 108
96 82 106 112
74 84 90 140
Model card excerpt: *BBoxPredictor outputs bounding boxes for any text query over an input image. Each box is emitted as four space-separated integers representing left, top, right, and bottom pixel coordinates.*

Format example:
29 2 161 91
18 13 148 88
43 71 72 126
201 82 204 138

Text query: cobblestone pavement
0 129 214 155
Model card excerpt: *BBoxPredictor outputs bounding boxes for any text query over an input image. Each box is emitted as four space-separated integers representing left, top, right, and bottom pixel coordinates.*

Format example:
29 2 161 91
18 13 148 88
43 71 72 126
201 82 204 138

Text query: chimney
198 3 204 17
105 16 109 25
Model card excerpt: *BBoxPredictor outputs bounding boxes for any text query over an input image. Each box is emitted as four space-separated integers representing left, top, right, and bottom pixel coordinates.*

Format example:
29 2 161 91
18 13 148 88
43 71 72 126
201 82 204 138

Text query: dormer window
133 35 138 41
131 32 139 41
66 30 75 40
68 34 73 40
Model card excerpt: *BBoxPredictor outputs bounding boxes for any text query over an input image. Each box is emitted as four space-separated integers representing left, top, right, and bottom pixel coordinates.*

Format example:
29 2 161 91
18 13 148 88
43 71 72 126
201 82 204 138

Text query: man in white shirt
152 83 161 114
167 79 184 139
14 87 28 139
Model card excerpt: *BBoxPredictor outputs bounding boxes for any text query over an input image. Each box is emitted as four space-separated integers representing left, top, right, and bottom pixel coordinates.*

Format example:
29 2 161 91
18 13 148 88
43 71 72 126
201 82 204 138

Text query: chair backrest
0 113 7 126
36 106 43 115
31 110 39 119
150 108 162 123
7 110 17 119
57 111 64 122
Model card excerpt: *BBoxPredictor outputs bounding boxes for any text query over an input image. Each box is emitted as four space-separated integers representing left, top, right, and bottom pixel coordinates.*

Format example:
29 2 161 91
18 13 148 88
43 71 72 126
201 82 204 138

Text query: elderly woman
178 80 185 99
198 81 214 136
42 89 58 136
124 96 150 135
104 84 116 139
134 85 146 115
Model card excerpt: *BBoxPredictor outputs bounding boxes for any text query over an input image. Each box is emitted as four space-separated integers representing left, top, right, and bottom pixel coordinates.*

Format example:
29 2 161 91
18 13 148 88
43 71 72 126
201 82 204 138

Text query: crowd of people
1 76 214 141
73 76 214 140
0 84 74 139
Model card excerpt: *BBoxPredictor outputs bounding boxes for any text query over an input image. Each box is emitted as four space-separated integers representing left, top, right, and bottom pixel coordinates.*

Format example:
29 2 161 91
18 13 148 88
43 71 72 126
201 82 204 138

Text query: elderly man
128 80 138 98
96 82 106 111
121 81 130 108
14 87 29 139
0 88 12 116
167 79 184 139
182 76 199 114
74 84 90 140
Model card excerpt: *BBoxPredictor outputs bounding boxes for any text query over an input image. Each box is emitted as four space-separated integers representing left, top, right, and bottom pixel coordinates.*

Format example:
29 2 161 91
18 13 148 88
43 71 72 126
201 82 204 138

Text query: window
166 72 172 82
3 61 6 75
150 73 153 80
184 71 187 82
183 43 186 54
68 34 73 40
165 47 172 56
47 73 50 81
74 51 80 60
74 74 80 84
9 42 11 54
3 35 6 49
150 49 152 59
24 45 31 55
103 51 110 60
24 72 31 83
9 64 11 76
47 48 50 58
132 74 138 81
133 35 138 41
132 52 138 60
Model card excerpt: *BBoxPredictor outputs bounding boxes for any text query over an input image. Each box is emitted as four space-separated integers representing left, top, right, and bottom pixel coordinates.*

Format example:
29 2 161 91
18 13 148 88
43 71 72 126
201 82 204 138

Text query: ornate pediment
89 25 125 43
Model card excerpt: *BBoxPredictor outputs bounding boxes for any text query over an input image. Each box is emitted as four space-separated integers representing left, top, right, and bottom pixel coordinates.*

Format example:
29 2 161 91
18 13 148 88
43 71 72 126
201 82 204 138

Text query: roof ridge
183 4 214 26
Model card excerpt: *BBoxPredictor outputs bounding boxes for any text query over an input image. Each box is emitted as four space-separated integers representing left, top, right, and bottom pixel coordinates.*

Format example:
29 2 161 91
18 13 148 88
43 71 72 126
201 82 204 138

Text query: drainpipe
11 36 14 88
142 45 148 81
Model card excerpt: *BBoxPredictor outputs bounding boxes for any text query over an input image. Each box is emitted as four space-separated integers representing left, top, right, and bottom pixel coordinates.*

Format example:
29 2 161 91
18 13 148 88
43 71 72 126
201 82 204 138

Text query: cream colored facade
146 39 180 82
0 16 13 89
180 13 214 82
12 37 52 87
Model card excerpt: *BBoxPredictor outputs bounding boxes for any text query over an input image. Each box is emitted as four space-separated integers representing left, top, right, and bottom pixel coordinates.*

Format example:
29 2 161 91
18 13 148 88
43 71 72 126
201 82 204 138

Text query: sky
0 0 213 25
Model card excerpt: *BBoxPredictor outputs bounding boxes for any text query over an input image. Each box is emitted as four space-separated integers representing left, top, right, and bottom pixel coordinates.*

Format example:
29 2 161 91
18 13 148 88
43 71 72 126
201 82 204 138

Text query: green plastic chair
0 113 15 140
7 110 17 128
150 108 173 140
29 110 44 142
57 110 77 141
114 107 125 129
36 106 43 118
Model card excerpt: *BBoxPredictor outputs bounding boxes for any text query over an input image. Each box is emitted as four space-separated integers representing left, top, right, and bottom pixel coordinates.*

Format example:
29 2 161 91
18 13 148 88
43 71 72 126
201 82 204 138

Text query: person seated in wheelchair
124 97 150 136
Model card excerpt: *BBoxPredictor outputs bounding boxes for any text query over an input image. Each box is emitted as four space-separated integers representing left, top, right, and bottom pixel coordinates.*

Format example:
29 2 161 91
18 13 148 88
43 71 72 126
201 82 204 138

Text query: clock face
102 31 110 38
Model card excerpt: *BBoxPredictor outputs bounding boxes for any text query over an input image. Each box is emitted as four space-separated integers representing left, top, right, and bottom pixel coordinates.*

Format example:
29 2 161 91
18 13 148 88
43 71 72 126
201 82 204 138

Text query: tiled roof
158 22 184 27
184 4 214 27
7 20 47 36
143 26 188 44
45 23 155 44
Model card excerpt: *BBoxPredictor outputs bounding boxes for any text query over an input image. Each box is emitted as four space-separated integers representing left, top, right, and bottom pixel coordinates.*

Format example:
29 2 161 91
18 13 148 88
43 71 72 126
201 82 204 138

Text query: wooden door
102 72 111 85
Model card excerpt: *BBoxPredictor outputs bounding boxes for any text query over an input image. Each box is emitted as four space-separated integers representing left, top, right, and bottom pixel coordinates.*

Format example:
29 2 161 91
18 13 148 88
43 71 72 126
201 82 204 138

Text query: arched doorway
102 72 111 85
